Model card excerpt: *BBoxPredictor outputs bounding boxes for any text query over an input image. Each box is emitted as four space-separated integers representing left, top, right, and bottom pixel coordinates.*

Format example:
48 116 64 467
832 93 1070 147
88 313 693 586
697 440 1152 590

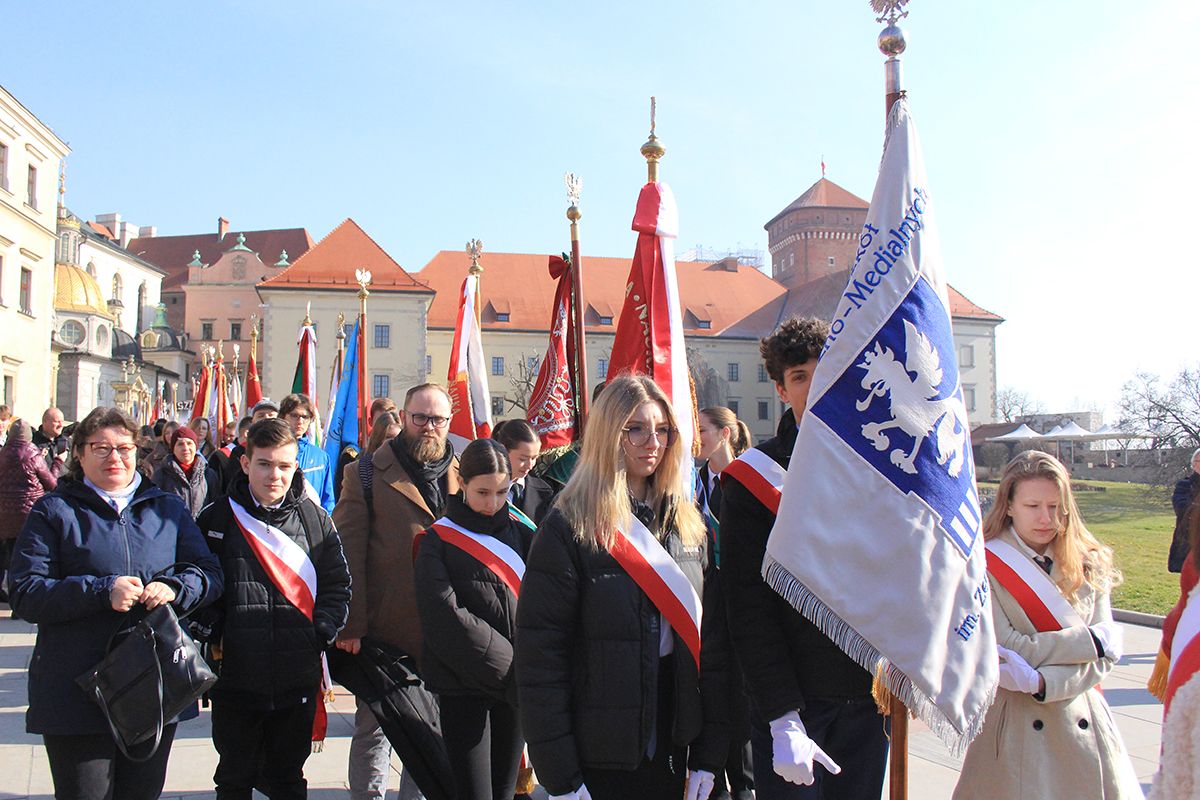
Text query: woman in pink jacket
0 419 57 598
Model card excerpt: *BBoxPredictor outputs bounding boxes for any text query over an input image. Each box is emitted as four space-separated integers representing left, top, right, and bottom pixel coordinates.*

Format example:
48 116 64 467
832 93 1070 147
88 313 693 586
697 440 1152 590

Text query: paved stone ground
0 608 1162 799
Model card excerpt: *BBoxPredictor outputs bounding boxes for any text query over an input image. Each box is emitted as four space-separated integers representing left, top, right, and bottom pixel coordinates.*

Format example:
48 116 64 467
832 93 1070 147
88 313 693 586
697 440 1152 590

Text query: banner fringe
763 556 993 757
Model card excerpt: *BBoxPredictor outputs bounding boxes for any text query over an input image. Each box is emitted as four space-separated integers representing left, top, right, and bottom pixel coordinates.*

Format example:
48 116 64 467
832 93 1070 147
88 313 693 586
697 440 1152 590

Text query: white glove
1090 620 1124 662
548 784 592 800
684 769 715 800
769 710 842 786
997 646 1042 694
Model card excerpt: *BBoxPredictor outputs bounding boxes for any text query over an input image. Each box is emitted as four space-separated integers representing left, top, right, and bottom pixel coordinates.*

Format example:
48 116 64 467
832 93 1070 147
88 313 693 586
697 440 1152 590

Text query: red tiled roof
86 220 114 239
418 251 787 337
258 218 432 293
948 286 1003 322
127 227 315 291
766 178 870 228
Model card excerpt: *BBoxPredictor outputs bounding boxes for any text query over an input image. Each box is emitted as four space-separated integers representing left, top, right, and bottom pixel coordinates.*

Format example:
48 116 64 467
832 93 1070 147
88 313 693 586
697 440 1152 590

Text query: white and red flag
526 255 579 452
291 319 322 446
764 99 996 753
447 271 493 450
608 180 694 469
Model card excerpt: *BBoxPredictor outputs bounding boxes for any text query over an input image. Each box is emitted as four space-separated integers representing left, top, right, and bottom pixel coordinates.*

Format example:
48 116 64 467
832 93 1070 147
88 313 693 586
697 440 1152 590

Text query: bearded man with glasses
333 383 461 800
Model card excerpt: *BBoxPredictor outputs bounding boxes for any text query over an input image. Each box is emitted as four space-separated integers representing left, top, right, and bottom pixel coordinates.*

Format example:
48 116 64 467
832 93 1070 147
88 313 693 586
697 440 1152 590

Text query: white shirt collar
84 472 142 513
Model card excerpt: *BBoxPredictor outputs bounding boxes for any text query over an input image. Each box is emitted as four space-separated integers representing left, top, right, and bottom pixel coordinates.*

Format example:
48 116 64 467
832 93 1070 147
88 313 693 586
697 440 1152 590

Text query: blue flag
324 318 361 468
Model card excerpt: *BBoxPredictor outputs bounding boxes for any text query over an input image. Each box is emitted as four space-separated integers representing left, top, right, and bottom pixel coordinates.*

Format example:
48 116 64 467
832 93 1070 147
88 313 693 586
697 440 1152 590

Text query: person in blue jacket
279 393 335 513
7 406 223 800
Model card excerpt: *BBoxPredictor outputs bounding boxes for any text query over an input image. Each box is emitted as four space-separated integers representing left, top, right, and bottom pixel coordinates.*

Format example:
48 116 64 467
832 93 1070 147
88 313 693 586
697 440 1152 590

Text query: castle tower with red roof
765 177 870 287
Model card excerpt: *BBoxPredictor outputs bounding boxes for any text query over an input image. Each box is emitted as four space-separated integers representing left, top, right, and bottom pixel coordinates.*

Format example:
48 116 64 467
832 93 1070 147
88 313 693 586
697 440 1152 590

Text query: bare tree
686 347 726 410
503 352 542 414
996 387 1044 422
1118 367 1200 449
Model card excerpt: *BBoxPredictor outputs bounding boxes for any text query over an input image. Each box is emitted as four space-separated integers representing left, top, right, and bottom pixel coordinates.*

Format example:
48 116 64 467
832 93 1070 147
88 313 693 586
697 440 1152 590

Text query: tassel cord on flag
763 557 994 757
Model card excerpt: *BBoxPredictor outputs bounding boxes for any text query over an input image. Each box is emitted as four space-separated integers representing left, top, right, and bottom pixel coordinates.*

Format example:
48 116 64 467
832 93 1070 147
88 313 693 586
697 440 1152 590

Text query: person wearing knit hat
152 424 219 519
252 399 280 421
0 418 58 599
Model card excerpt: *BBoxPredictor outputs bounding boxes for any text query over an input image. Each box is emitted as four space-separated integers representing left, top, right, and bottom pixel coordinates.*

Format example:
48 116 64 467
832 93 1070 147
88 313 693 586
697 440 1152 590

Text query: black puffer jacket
415 495 533 703
720 409 872 722
515 500 730 795
195 470 351 707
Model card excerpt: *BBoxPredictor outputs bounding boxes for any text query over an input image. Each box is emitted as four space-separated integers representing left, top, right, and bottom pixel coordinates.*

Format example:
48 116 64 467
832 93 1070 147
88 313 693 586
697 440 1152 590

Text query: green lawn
980 480 1179 615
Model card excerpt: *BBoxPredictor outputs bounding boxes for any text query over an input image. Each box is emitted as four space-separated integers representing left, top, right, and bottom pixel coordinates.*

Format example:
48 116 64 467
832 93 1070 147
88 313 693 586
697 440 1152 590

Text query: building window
374 323 391 349
599 315 613 325
597 358 608 379
696 320 711 330
112 273 123 300
758 400 769 421
495 312 510 322
959 344 975 368
26 164 37 209
201 321 214 340
962 384 977 413
425 354 433 375
230 321 242 341
491 396 506 417
373 374 391 398
828 256 836 267
95 326 108 349
491 356 505 376
60 320 86 346
19 268 32 314
758 364 768 383
2 375 12 407
728 399 739 416
0 254 4 304
0 143 7 191
527 355 539 373
727 363 739 382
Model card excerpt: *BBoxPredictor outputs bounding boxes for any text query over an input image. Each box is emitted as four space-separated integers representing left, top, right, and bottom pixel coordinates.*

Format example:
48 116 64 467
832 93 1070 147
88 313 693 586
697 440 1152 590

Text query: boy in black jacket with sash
196 418 352 800
720 318 887 800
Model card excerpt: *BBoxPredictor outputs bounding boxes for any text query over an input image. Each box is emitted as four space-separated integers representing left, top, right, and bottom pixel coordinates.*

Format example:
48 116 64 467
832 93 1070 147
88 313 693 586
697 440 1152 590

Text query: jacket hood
54 475 165 517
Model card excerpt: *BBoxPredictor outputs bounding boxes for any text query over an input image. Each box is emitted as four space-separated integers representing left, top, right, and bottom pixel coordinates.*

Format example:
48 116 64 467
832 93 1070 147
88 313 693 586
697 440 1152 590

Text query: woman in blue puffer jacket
7 407 223 800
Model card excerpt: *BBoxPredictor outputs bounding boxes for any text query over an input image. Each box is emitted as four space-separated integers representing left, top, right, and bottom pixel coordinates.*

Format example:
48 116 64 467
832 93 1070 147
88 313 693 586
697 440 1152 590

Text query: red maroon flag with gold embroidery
527 255 578 451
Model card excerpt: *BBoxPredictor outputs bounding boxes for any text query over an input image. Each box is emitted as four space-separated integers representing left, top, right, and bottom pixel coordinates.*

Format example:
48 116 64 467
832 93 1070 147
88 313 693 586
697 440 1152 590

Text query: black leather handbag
75 564 217 761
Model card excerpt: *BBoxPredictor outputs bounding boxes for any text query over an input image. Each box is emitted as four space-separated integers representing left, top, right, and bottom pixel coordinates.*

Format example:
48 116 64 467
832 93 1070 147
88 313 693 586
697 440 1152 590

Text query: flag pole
355 268 373 447
876 3 910 799
564 174 589 433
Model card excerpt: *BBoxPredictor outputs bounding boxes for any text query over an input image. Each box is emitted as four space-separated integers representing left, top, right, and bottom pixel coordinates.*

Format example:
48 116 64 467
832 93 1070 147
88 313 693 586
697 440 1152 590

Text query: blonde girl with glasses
8 407 222 800
515 374 731 800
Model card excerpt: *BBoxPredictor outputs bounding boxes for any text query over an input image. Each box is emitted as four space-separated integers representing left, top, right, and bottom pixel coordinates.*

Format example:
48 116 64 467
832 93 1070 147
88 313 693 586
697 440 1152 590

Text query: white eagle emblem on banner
856 319 968 478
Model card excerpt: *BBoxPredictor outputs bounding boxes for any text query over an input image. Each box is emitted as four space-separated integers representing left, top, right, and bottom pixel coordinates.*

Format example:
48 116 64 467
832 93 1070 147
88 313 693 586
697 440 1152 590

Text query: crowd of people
0 312 1179 800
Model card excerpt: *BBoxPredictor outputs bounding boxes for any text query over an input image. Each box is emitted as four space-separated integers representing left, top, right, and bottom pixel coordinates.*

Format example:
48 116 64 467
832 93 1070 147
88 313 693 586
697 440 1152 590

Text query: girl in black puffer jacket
415 438 533 800
515 375 731 800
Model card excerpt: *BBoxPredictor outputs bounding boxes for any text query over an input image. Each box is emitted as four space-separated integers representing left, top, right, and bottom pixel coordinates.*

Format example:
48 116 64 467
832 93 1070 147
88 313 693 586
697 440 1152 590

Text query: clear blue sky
8 1 1196 416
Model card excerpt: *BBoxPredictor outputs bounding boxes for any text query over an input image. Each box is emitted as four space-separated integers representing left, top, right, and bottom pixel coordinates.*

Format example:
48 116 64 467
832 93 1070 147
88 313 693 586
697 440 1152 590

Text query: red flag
608 181 694 461
192 360 211 421
447 272 493 447
244 349 263 411
527 255 578 451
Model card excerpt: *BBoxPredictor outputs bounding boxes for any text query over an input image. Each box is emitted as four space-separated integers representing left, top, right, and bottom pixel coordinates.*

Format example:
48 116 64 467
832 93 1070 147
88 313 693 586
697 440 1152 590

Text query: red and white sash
229 498 318 618
985 536 1084 632
722 448 786 515
425 518 526 598
228 497 332 747
609 515 703 668
1167 587 1200 713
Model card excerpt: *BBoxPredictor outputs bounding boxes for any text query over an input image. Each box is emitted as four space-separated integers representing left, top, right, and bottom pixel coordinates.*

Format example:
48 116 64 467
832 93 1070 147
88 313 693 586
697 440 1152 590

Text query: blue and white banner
763 99 997 753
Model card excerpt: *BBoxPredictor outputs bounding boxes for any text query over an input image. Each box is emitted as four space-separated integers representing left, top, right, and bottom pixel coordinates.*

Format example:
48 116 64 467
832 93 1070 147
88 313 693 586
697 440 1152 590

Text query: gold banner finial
355 268 373 300
466 239 484 275
565 173 583 228
640 96 665 182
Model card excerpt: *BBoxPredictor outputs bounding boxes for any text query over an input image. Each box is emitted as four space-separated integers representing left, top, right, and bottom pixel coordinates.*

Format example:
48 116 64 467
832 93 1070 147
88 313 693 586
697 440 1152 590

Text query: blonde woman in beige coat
954 451 1143 800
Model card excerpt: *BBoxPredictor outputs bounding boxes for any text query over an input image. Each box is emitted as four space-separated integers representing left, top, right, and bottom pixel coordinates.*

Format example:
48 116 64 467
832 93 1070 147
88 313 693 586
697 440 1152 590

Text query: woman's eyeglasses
86 443 138 459
622 425 678 448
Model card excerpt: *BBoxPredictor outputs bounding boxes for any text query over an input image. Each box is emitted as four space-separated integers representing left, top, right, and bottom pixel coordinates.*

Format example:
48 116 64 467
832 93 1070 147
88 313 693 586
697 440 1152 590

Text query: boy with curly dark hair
720 316 888 800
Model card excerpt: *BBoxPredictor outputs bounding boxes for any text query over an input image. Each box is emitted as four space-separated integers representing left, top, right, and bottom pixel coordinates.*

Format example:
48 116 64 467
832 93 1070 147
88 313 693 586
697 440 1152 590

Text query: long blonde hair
557 374 705 550
983 450 1122 602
